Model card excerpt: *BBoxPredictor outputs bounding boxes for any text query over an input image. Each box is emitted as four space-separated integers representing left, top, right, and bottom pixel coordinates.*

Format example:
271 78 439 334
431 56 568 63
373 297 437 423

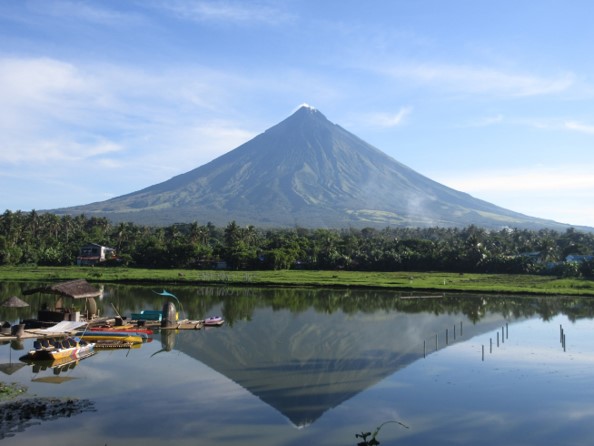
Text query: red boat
88 324 154 334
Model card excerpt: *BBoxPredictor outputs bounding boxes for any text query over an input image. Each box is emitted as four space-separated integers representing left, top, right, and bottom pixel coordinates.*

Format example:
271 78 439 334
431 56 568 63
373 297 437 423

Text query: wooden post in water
424 340 426 358
497 332 500 347
460 321 463 336
501 326 505 343
446 328 449 345
435 333 438 351
490 338 492 353
506 323 508 339
482 345 485 361
454 324 456 340
560 325 563 343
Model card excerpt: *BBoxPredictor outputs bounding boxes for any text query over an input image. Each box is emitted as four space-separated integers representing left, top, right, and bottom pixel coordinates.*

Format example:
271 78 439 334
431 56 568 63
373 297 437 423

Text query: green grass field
1 266 594 296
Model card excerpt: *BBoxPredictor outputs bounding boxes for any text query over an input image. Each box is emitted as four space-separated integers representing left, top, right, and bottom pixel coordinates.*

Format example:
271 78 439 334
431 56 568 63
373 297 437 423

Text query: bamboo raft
94 340 138 349
159 320 204 330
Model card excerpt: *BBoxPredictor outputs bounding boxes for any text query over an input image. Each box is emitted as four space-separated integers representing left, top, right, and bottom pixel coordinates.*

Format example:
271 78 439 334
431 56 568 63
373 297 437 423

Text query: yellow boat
22 337 95 361
78 334 144 344
21 350 96 372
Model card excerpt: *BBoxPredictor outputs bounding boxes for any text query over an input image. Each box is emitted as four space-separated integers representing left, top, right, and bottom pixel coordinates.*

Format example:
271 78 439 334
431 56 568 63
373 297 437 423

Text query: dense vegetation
1 210 593 277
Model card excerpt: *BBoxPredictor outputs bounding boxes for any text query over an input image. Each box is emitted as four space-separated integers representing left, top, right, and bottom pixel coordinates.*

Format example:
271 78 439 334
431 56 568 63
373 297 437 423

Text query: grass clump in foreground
0 383 26 402
1 266 594 296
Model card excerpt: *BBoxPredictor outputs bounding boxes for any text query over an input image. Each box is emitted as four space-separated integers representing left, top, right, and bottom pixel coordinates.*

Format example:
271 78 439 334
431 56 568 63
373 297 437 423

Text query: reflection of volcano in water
169 306 512 427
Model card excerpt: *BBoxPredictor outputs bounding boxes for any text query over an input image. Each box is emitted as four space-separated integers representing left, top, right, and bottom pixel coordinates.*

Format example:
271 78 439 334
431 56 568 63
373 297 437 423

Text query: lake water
1 284 593 445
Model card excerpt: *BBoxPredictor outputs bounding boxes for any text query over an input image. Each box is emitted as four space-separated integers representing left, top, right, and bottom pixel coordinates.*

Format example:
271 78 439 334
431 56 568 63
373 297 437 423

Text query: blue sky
1 0 593 227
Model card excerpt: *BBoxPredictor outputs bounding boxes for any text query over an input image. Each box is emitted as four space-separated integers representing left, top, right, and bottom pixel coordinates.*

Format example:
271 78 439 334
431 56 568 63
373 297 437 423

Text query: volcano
52 105 573 230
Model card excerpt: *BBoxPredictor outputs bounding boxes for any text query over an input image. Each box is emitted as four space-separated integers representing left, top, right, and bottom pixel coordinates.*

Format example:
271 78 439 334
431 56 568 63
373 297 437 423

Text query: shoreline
1 266 594 297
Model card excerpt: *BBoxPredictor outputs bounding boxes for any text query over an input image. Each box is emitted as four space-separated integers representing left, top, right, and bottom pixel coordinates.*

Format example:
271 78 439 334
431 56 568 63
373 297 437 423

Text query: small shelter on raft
23 279 101 325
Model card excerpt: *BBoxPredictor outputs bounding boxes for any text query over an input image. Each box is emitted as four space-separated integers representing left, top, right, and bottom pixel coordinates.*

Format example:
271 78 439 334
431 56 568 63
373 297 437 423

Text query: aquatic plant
355 420 409 445
0 382 26 402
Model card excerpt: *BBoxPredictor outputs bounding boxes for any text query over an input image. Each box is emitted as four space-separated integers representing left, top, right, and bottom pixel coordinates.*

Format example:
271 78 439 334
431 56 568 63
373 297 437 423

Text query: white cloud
0 57 90 107
156 0 292 25
0 55 253 163
150 119 256 171
441 166 594 193
31 0 146 26
366 107 412 128
565 121 594 134
295 103 316 111
468 114 504 127
0 136 124 164
434 165 594 226
381 63 574 97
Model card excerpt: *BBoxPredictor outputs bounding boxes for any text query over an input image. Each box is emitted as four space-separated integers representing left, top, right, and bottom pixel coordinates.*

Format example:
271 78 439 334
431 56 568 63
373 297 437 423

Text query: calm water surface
1 284 593 445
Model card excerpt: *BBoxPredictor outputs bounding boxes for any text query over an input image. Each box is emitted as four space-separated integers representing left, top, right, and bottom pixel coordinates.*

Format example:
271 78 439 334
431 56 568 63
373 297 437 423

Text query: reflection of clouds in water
8 306 594 446
353 316 594 446
79 341 247 399
564 404 594 421
445 341 594 365
436 315 594 371
88 344 261 442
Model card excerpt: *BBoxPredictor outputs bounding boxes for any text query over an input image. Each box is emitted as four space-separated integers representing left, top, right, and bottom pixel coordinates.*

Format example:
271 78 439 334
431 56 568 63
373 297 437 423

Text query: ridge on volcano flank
51 106 574 230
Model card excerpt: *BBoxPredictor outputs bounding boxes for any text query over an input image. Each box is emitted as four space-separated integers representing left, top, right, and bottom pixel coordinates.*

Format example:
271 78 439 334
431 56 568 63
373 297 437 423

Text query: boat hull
21 350 96 370
89 325 154 334
203 317 224 326
75 330 149 339
78 334 144 343
23 339 95 361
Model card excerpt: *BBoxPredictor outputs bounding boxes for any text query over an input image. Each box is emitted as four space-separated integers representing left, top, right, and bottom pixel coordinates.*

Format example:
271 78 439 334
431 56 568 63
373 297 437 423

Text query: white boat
203 316 224 326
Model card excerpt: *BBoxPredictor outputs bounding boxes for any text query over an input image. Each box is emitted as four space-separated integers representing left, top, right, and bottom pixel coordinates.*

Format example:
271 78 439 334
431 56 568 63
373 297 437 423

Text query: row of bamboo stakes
423 321 465 358
424 320 568 361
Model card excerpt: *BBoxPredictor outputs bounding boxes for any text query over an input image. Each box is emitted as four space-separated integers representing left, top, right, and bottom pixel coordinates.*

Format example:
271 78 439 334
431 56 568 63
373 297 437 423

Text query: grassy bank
1 266 594 296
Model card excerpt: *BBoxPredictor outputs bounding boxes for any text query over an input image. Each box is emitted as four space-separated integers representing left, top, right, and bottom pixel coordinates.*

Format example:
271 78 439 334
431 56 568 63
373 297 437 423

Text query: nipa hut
24 279 101 323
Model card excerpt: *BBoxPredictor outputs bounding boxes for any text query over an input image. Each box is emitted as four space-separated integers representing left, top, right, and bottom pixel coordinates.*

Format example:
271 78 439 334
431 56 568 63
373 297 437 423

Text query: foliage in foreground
0 382 26 402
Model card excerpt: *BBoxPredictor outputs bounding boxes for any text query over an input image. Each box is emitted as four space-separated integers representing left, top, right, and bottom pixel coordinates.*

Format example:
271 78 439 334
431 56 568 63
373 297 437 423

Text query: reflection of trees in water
106 285 594 325
211 290 594 325
6 281 593 327
0 397 95 440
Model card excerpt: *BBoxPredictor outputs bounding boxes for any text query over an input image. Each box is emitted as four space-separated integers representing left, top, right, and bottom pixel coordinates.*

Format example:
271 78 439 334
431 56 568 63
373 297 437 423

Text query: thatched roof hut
1 296 29 308
23 279 101 323
24 279 101 299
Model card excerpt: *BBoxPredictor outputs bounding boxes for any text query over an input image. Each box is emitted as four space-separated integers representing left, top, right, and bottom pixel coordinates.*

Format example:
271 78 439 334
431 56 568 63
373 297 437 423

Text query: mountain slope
52 106 575 230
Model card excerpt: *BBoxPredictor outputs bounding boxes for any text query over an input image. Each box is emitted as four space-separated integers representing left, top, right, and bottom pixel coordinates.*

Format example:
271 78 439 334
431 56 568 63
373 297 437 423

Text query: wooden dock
0 317 211 343
1 329 67 342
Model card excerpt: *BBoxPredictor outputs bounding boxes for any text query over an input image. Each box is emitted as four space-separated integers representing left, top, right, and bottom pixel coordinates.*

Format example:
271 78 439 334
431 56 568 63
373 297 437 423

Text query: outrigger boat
88 324 154 334
76 334 145 344
21 337 95 361
74 330 150 340
21 349 96 372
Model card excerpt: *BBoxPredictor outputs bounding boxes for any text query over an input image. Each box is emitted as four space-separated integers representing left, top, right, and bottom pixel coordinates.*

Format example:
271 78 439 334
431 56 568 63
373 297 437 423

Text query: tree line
1 210 594 277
